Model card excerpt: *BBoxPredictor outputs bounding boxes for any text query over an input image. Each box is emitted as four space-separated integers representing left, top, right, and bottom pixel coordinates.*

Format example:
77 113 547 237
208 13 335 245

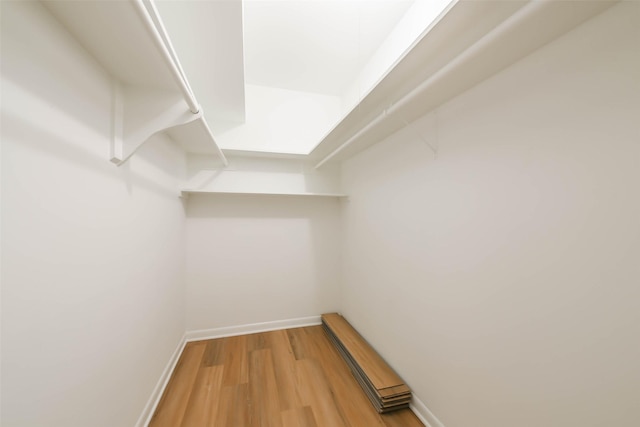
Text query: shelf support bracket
398 114 438 158
110 82 201 167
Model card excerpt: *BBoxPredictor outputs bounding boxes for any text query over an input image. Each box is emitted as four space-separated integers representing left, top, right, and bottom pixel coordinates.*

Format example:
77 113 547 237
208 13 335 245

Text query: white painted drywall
1 2 186 426
242 0 414 95
340 3 640 427
185 194 342 332
213 84 342 154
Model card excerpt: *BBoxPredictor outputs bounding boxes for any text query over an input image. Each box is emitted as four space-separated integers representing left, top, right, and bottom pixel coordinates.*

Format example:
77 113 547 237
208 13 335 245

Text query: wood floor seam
149 326 423 427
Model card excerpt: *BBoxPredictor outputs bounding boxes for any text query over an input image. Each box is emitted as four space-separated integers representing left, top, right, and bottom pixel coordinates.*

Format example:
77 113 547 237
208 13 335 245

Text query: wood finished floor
149 325 423 427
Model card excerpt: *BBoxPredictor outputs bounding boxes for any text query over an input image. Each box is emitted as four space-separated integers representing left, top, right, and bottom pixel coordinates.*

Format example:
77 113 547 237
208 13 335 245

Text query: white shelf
43 0 227 166
181 190 348 198
309 0 615 167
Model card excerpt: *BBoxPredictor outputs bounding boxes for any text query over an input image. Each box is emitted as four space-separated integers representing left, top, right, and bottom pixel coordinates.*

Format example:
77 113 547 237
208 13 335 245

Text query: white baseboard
184 315 322 342
135 334 187 427
411 394 445 427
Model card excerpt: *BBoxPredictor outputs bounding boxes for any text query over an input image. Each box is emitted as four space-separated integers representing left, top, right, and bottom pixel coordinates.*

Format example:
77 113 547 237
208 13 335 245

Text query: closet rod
202 117 230 167
314 0 548 169
132 0 200 114
131 0 228 167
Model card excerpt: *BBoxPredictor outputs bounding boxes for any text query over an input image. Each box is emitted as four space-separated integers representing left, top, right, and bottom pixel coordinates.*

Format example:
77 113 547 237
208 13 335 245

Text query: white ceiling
151 0 415 148
154 0 413 121
243 0 414 95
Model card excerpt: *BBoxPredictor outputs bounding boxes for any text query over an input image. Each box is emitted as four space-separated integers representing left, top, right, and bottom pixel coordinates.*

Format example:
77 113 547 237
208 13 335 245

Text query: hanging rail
130 0 228 166
313 0 587 169
132 0 199 114
199 116 229 168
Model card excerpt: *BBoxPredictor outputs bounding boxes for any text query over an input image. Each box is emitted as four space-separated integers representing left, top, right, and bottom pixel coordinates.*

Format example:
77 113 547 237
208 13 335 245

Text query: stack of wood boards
321 313 412 413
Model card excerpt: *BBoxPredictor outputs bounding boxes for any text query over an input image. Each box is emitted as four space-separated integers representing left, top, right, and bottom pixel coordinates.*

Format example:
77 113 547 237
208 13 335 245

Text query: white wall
213 84 342 154
1 2 186 426
185 194 342 332
340 3 640 427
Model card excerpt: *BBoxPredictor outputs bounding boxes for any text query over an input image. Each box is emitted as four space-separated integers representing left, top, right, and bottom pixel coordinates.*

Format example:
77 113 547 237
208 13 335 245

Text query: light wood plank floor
149 325 424 427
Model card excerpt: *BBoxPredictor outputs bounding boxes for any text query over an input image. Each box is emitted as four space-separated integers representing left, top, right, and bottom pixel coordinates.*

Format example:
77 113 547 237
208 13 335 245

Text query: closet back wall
1 2 187 426
185 194 342 332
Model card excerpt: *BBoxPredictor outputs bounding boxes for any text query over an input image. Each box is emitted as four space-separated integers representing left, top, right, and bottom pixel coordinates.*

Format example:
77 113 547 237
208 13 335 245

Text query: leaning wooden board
322 323 409 412
322 313 412 413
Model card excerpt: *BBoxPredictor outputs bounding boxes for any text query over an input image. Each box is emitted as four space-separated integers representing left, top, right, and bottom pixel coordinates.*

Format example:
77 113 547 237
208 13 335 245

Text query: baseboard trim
185 315 322 342
135 334 187 427
410 394 445 427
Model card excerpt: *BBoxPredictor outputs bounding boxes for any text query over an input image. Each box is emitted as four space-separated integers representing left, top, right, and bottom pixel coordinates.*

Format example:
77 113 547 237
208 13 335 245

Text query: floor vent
321 312 412 413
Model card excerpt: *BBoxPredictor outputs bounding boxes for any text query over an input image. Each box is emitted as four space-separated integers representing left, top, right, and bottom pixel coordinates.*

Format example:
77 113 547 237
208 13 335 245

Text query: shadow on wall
1 0 112 138
186 192 342 219
1 1 186 201
1 106 184 201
